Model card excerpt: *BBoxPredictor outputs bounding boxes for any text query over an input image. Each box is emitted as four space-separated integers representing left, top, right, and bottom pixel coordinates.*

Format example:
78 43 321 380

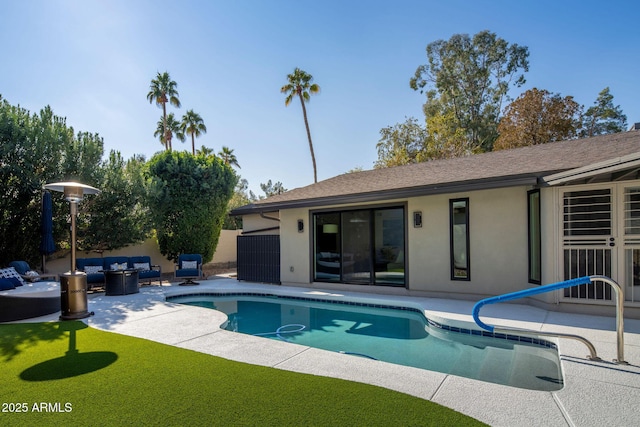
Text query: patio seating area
7 277 640 426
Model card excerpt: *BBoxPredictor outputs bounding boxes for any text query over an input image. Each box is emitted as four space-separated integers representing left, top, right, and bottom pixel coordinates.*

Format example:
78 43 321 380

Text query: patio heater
44 181 100 320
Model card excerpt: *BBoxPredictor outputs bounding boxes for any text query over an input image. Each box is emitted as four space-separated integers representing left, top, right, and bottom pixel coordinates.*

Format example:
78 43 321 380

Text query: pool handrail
472 275 626 364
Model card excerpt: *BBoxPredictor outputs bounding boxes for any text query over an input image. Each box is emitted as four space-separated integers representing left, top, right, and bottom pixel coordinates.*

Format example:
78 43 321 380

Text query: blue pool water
169 294 563 391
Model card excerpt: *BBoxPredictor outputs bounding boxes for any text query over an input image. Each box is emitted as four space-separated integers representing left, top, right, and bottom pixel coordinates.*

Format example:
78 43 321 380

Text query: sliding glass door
313 206 405 287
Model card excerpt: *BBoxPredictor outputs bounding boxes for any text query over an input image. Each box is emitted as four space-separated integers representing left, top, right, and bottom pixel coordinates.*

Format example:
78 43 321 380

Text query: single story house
232 128 640 319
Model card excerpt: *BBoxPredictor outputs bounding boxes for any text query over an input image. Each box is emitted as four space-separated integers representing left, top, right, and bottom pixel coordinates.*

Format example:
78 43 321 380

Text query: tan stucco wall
211 229 241 264
279 208 311 283
242 213 280 235
406 187 529 298
274 187 533 299
46 230 240 274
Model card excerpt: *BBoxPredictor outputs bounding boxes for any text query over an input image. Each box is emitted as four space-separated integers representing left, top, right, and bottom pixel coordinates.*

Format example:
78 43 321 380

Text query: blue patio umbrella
40 190 56 272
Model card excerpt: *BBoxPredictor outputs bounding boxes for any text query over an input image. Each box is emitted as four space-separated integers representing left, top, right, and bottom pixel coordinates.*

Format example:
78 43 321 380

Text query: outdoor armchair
174 254 203 285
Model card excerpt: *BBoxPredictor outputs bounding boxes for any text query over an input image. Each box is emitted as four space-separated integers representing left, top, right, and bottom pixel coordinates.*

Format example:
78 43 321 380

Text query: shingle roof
233 131 640 214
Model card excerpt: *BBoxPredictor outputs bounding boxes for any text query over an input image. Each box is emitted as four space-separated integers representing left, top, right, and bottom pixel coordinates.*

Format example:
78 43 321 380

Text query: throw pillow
109 262 128 270
133 262 150 271
24 270 41 282
0 278 15 290
0 267 26 286
84 265 102 275
182 260 198 269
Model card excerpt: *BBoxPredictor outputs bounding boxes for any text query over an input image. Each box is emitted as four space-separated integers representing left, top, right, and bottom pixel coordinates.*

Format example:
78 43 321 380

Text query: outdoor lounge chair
174 254 203 286
9 261 58 282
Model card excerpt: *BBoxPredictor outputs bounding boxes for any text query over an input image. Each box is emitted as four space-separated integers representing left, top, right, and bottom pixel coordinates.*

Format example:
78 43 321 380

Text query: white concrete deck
17 278 640 427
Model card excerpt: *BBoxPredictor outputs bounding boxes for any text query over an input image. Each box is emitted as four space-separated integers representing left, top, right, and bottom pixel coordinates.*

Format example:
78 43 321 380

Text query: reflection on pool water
169 294 563 391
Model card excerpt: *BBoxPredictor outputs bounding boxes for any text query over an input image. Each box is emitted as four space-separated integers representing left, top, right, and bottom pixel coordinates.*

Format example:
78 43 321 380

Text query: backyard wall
45 229 241 275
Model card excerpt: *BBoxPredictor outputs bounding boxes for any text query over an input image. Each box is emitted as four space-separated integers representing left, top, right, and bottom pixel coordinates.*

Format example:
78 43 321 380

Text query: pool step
475 346 514 385
507 344 563 391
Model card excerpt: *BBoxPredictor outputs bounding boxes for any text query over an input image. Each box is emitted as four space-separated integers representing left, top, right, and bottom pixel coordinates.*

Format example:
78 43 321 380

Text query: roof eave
231 174 540 215
542 151 640 186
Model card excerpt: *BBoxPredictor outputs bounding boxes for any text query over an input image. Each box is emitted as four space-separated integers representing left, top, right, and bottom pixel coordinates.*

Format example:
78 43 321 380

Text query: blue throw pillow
0 278 15 290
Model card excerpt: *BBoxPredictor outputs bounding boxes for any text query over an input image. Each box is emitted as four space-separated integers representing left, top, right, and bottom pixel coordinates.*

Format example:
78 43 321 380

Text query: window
313 207 405 286
528 190 541 284
450 198 469 280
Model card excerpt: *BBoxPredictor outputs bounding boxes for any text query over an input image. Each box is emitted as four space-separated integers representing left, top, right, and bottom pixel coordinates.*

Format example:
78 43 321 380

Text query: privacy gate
236 235 280 284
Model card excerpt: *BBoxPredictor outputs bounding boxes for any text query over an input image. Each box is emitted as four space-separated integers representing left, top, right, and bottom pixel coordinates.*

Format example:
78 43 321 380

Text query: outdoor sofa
76 256 162 288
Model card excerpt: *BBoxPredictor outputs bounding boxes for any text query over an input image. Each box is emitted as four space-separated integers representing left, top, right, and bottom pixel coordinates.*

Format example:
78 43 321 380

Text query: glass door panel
374 208 405 285
314 213 341 282
342 210 371 283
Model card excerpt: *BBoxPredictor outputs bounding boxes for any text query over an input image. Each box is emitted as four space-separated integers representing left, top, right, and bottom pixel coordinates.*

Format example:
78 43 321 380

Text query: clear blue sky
1 0 638 195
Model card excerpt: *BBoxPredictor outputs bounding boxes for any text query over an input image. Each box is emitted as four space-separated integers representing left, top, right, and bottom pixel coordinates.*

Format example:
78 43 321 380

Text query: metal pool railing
472 276 627 364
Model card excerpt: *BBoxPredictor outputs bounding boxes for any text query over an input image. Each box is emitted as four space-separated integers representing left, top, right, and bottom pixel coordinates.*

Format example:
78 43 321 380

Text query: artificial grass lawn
0 322 486 426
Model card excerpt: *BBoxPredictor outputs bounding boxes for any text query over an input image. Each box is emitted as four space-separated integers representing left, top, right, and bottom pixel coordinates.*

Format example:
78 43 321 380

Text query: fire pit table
103 269 139 296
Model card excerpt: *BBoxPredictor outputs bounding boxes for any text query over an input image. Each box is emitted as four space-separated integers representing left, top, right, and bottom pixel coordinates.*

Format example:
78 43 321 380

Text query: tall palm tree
154 113 185 150
181 110 207 155
218 146 240 168
281 68 320 183
147 71 180 151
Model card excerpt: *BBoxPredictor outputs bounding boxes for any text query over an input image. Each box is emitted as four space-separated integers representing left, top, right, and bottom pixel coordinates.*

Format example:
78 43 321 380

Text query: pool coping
13 278 640 427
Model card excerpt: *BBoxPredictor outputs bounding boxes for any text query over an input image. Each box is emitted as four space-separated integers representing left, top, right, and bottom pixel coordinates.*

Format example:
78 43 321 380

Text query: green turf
0 321 486 426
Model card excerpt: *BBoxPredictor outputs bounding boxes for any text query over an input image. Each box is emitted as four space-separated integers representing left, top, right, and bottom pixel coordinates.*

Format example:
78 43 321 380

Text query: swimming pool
168 293 563 391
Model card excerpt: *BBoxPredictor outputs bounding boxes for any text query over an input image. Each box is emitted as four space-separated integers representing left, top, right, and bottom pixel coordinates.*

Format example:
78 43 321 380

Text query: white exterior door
561 186 616 302
560 182 640 304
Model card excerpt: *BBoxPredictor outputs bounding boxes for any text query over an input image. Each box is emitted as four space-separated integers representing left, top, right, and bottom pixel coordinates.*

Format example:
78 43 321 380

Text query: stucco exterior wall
275 187 532 299
241 213 280 235
406 186 529 298
279 208 311 284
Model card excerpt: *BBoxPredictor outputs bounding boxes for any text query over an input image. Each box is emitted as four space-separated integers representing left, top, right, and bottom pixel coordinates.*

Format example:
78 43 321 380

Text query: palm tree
181 110 207 155
281 68 320 183
154 113 185 149
147 71 180 151
218 146 240 168
196 145 215 156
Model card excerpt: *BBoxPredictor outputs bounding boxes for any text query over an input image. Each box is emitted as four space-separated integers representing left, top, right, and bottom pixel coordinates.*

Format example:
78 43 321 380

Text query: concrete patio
18 278 640 427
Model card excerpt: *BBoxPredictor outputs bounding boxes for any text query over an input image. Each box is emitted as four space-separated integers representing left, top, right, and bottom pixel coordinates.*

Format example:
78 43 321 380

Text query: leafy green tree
580 87 627 137
410 30 529 152
223 178 251 230
218 146 240 168
154 113 185 150
422 109 474 159
375 117 427 168
260 180 287 198
59 130 104 185
181 109 207 155
147 71 181 151
0 99 103 266
494 88 582 150
146 151 237 262
0 97 160 266
79 152 152 251
0 102 66 266
281 68 320 182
